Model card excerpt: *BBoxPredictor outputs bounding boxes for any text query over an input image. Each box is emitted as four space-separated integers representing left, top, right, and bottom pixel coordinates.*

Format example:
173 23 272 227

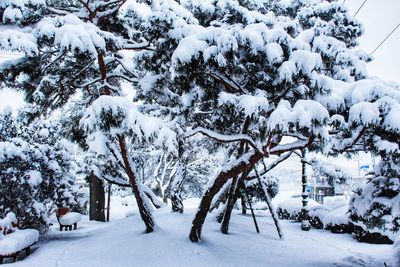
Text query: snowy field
6 190 395 267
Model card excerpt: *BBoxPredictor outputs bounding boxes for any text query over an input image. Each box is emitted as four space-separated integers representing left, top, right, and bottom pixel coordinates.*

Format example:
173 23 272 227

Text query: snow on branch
187 127 261 152
269 137 314 155
81 95 178 154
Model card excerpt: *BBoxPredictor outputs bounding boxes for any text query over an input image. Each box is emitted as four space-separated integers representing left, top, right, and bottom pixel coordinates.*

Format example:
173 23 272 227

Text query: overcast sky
0 0 399 111
345 0 400 83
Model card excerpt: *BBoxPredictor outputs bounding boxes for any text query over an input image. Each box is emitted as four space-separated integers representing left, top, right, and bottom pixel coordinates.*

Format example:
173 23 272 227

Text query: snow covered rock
277 196 320 221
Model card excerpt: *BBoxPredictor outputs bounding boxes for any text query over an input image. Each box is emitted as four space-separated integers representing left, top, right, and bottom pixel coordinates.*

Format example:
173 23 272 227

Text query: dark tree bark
220 176 239 234
118 135 155 233
170 161 186 213
241 193 247 214
89 173 105 222
220 169 252 234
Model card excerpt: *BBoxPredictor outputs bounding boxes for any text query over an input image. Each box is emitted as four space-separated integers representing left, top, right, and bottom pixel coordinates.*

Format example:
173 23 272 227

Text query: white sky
0 0 399 111
345 0 400 83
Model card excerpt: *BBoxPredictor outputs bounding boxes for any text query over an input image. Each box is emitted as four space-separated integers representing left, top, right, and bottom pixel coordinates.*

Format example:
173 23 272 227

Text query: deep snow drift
7 195 395 267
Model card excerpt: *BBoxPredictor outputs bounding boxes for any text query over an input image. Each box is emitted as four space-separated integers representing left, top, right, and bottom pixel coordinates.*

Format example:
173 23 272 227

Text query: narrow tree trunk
189 175 228 242
209 180 231 213
301 149 310 231
89 173 105 222
220 176 239 234
216 202 227 223
118 135 155 233
106 182 111 222
241 193 247 214
170 161 186 213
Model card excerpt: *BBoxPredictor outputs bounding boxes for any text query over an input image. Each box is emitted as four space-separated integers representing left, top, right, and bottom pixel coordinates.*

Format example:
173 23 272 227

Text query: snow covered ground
5 190 395 267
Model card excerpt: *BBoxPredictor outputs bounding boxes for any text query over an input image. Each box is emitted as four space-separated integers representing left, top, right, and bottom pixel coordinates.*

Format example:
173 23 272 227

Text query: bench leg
60 225 63 231
69 225 72 231
74 223 77 230
0 256 3 264
25 246 31 256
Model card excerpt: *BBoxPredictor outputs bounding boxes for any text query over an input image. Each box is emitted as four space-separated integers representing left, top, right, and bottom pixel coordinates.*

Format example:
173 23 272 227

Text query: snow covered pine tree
0 0 177 232
130 0 399 242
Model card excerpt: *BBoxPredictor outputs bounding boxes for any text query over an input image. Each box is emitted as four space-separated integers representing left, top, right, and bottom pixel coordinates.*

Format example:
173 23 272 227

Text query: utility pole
301 149 310 231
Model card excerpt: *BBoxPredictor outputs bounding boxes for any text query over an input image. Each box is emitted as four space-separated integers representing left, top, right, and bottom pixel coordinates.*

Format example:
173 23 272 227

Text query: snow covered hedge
277 196 319 221
349 154 400 243
323 206 352 234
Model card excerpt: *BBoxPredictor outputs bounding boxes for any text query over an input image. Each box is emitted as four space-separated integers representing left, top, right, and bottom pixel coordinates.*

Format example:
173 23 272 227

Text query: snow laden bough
130 0 400 243
81 95 177 233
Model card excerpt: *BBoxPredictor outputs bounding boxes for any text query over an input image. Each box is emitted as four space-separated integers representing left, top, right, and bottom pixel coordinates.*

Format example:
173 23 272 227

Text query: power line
354 0 367 17
371 22 400 55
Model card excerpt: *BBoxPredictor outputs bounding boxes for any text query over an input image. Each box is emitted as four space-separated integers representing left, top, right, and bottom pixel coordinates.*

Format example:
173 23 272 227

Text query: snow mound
0 212 18 230
59 212 81 225
394 236 400 266
0 229 39 255
323 206 352 233
277 196 320 221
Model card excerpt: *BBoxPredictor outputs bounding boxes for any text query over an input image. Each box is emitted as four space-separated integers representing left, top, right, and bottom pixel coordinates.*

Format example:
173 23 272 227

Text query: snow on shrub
277 196 320 221
309 205 331 229
0 112 86 233
323 206 352 234
350 160 400 244
308 196 349 229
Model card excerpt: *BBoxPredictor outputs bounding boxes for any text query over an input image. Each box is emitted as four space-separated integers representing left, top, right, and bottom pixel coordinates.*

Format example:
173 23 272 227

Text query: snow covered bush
347 86 400 243
350 161 400 243
308 196 349 229
323 206 352 234
243 175 279 207
277 197 319 221
0 111 86 232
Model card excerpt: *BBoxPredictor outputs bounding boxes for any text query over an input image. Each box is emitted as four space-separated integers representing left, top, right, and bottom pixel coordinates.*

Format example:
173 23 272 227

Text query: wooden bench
56 208 81 231
0 213 38 264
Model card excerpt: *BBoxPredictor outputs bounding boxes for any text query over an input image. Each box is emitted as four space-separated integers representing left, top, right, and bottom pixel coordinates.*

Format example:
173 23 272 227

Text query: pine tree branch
187 127 261 152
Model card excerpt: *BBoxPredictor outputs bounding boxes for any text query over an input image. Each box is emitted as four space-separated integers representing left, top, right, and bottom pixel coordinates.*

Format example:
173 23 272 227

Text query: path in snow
7 197 394 267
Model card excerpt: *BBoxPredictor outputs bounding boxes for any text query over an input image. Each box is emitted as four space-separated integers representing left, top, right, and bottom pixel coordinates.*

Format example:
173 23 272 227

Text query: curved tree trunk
89 173 105 222
118 135 155 233
170 160 186 213
189 174 228 242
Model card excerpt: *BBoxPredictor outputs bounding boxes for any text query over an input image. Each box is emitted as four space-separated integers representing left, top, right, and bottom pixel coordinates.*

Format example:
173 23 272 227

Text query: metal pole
106 182 111 222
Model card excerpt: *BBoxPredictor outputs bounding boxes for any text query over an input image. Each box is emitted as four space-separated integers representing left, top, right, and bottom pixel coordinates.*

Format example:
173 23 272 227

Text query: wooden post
253 166 284 239
243 183 260 233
